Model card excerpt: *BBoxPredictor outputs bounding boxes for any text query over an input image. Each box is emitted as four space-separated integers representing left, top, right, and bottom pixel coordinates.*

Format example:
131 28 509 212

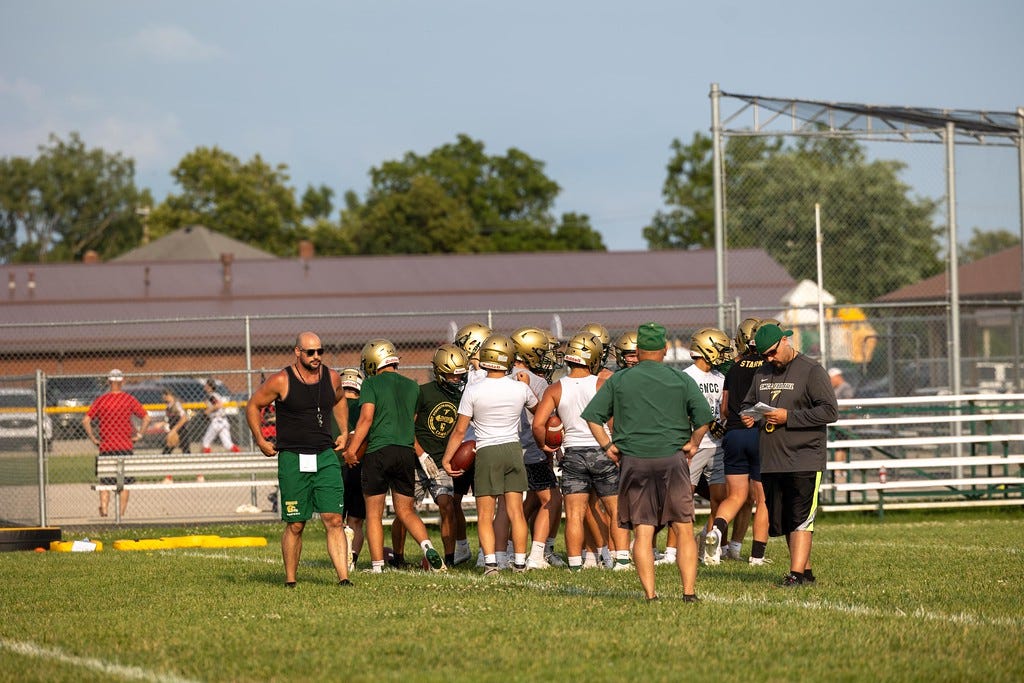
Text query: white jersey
458 375 537 450
557 374 601 449
518 367 549 464
463 366 489 440
683 364 724 449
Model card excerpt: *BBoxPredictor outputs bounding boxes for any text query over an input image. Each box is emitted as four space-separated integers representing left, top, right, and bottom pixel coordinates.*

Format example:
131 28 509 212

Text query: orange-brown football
545 415 563 449
348 431 367 461
450 439 477 471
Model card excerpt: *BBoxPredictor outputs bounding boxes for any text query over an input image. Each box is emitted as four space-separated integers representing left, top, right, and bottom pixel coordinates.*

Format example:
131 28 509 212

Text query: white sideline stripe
177 549 1023 630
0 638 200 683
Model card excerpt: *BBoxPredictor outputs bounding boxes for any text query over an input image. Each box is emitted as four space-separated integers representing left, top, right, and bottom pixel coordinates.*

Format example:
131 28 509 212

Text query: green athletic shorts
473 441 527 497
277 448 345 522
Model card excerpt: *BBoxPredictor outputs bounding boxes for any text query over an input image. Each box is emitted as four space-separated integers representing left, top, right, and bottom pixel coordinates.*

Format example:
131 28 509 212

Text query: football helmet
453 322 492 359
577 323 611 365
431 343 470 395
511 326 557 378
613 331 639 369
690 327 735 367
360 339 399 377
736 318 761 351
476 334 516 373
563 333 604 375
340 367 363 392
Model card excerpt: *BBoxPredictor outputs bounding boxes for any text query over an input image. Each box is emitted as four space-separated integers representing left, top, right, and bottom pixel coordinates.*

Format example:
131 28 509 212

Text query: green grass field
2 507 1022 682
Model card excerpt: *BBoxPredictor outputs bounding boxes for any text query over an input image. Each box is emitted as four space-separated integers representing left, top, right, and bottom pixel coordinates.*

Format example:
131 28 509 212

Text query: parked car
0 388 53 451
46 376 106 439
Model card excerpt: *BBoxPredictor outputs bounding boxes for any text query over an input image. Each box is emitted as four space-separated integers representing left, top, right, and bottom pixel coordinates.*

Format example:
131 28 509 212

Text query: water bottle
879 465 888 484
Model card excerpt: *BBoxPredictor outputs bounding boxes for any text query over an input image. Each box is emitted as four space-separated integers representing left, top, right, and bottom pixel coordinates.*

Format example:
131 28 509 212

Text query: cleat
476 549 486 568
703 528 722 566
483 564 501 576
612 560 634 572
544 553 567 567
338 579 353 586
654 553 677 566
526 557 550 570
453 545 472 566
748 556 773 566
723 545 742 561
424 547 446 571
780 572 805 587
511 563 527 573
682 594 701 603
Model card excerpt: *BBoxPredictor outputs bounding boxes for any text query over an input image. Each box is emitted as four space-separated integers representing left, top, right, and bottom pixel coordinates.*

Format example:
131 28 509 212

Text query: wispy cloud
0 75 45 108
128 25 225 63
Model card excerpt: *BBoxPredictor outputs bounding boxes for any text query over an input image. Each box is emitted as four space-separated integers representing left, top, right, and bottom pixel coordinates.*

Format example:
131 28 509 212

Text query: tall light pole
136 206 151 245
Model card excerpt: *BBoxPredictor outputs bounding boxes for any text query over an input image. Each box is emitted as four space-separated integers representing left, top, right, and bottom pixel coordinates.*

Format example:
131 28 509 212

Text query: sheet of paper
740 401 775 419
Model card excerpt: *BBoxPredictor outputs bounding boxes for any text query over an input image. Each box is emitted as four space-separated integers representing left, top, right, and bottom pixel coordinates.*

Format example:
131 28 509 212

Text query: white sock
371 560 384 572
484 553 497 565
615 549 630 562
568 555 583 568
514 553 526 566
529 541 546 562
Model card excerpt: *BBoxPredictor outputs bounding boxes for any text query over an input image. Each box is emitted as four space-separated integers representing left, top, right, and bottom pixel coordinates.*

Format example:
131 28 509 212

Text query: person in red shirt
82 369 150 518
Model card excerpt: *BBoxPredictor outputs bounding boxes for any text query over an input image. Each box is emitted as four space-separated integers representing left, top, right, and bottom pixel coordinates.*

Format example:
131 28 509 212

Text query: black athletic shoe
338 579 353 586
682 594 701 603
780 572 805 587
802 570 816 585
285 581 297 589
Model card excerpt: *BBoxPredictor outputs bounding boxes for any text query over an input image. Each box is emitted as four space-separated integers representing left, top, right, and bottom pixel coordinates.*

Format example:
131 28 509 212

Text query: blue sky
1 1 1021 251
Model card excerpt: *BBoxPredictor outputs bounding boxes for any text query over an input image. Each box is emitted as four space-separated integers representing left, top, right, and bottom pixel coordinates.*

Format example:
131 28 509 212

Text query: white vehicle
0 388 53 451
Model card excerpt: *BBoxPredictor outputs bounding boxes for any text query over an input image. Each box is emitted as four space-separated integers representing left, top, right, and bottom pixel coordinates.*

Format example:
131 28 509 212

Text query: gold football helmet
360 339 399 377
613 331 639 369
690 327 735 366
476 334 516 373
511 326 557 377
453 322 492 359
563 333 604 375
431 343 470 394
736 318 761 351
340 367 364 392
577 322 611 365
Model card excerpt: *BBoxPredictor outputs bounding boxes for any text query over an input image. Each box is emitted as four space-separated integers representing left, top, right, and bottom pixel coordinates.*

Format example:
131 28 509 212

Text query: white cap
107 368 124 382
827 367 843 377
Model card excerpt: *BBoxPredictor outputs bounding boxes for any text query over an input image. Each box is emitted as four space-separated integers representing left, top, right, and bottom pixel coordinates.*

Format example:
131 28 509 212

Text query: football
450 439 476 472
545 415 564 449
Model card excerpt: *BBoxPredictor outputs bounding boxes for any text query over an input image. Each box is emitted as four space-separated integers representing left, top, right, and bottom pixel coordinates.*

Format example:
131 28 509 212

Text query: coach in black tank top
275 366 336 453
245 331 352 587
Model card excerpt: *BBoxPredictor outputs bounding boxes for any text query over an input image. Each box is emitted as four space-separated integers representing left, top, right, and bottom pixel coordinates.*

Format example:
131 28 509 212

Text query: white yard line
0 638 202 683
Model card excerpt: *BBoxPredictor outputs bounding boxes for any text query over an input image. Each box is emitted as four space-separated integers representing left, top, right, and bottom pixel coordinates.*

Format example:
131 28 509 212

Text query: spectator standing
582 323 711 602
740 325 839 587
82 369 150 518
161 389 191 455
829 368 855 399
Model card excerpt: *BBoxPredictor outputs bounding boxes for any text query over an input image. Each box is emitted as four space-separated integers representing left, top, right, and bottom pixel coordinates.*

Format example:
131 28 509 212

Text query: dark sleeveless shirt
274 366 336 452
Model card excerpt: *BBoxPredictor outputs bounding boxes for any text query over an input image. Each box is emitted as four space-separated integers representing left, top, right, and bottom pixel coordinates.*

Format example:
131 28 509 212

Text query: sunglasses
763 339 785 358
301 348 324 357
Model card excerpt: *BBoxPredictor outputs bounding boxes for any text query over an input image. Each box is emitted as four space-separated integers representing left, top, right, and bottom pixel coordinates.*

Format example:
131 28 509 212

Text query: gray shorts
618 452 694 528
414 466 455 502
689 445 725 486
560 446 619 498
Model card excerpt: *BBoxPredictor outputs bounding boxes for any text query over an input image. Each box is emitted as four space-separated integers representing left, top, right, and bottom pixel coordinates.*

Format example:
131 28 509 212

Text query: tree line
1 131 1017 302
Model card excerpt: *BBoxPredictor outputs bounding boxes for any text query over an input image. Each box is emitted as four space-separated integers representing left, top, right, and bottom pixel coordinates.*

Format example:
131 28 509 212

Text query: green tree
0 133 151 263
645 132 943 301
151 147 303 256
341 134 605 254
959 227 1020 263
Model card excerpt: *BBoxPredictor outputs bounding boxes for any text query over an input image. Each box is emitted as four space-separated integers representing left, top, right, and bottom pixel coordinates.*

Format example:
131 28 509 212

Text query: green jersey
581 360 712 458
415 381 461 465
359 371 419 453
